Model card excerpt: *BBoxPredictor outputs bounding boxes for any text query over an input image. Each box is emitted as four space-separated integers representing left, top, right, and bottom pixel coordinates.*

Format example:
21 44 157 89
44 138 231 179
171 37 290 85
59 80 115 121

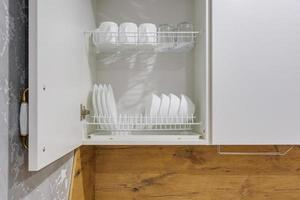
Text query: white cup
138 23 157 45
93 21 118 45
119 22 138 44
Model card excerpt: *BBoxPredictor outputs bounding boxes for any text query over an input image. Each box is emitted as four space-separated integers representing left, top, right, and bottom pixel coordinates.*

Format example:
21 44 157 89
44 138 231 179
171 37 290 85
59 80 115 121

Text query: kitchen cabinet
212 0 300 144
28 0 300 171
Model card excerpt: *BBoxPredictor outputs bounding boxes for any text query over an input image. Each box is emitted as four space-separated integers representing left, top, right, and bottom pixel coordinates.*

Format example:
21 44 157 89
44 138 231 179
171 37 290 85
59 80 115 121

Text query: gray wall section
0 0 9 199
0 0 74 199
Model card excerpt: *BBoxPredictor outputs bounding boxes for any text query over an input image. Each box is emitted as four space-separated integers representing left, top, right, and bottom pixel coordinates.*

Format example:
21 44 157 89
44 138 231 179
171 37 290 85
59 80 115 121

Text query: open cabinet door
212 0 300 144
29 0 96 170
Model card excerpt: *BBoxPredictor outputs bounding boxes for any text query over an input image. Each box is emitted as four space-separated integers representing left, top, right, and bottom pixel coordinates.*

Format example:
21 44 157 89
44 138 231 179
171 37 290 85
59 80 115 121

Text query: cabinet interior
83 0 209 144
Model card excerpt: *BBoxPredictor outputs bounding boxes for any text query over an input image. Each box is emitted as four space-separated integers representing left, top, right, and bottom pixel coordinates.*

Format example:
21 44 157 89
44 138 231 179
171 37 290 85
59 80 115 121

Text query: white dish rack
84 114 201 132
84 31 201 53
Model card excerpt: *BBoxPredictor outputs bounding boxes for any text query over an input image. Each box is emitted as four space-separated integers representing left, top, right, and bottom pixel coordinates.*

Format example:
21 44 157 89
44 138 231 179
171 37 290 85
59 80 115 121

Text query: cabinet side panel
69 146 95 200
194 0 211 143
29 0 38 170
212 0 300 144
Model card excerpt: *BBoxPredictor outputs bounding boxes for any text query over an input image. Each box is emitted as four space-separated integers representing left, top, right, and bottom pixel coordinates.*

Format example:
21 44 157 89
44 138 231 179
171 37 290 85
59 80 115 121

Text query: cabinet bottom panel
83 132 207 145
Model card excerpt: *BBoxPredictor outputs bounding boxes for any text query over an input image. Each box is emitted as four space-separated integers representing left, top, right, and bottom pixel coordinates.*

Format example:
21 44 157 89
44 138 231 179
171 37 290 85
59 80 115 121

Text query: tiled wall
0 0 74 199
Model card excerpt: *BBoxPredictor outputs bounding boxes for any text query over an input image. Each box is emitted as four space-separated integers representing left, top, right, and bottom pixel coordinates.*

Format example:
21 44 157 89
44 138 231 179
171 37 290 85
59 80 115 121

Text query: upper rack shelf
84 31 201 53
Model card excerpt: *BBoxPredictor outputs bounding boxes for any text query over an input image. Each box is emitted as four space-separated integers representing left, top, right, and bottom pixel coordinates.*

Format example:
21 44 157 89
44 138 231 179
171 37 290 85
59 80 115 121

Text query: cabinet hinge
80 104 90 121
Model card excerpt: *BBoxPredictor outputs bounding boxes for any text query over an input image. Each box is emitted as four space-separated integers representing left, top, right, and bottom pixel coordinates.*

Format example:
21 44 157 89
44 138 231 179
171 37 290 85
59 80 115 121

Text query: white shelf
85 31 201 53
83 131 207 145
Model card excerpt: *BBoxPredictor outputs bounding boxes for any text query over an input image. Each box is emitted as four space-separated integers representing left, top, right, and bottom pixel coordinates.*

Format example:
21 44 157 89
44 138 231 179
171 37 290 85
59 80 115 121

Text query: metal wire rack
84 31 201 53
84 114 202 132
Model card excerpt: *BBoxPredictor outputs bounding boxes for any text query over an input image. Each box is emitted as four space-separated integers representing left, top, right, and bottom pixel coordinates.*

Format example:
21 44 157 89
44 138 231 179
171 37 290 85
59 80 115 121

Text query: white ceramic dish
100 85 110 129
93 22 118 52
144 93 161 127
145 93 161 116
96 84 105 129
100 85 108 115
158 94 170 123
139 23 157 49
92 84 99 119
119 22 138 44
179 94 195 123
98 21 118 43
168 93 180 122
93 23 117 44
178 94 188 123
184 94 195 116
106 84 119 129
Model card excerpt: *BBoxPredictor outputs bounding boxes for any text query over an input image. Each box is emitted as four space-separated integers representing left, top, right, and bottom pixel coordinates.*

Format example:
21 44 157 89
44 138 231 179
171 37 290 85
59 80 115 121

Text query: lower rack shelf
84 115 201 131
83 115 205 144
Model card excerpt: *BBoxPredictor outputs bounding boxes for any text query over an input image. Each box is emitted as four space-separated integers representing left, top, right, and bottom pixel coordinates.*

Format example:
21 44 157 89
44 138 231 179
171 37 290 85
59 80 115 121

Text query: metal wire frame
217 145 294 156
85 114 202 131
84 31 201 52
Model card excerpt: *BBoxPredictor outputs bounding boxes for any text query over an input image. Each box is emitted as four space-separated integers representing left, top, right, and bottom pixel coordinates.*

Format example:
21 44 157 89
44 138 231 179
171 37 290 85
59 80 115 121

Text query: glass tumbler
158 24 176 51
177 22 194 49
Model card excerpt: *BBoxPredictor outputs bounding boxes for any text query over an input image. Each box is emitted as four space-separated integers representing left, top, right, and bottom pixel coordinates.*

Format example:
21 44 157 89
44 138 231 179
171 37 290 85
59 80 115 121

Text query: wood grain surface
94 146 300 200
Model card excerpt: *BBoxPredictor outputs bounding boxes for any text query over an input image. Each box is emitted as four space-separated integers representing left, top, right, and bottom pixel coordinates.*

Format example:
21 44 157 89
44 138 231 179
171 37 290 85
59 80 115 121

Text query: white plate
96 84 105 129
145 93 161 116
144 93 161 127
92 84 98 119
101 85 109 115
168 93 180 123
100 85 110 130
179 94 195 123
106 84 119 129
96 85 103 116
178 94 188 123
184 95 195 116
158 94 170 123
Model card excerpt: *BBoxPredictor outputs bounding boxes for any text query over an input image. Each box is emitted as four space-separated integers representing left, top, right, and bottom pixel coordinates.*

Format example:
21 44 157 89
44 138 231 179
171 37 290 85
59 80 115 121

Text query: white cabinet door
212 0 300 144
29 0 95 170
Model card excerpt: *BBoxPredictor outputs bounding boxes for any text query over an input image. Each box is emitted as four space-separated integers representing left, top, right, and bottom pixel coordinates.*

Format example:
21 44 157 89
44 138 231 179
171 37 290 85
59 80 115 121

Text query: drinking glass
177 22 194 49
158 24 176 51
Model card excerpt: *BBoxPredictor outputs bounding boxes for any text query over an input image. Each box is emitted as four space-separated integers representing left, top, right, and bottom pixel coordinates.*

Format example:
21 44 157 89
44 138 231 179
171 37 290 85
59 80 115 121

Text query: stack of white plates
144 93 195 124
92 85 196 131
92 83 118 130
